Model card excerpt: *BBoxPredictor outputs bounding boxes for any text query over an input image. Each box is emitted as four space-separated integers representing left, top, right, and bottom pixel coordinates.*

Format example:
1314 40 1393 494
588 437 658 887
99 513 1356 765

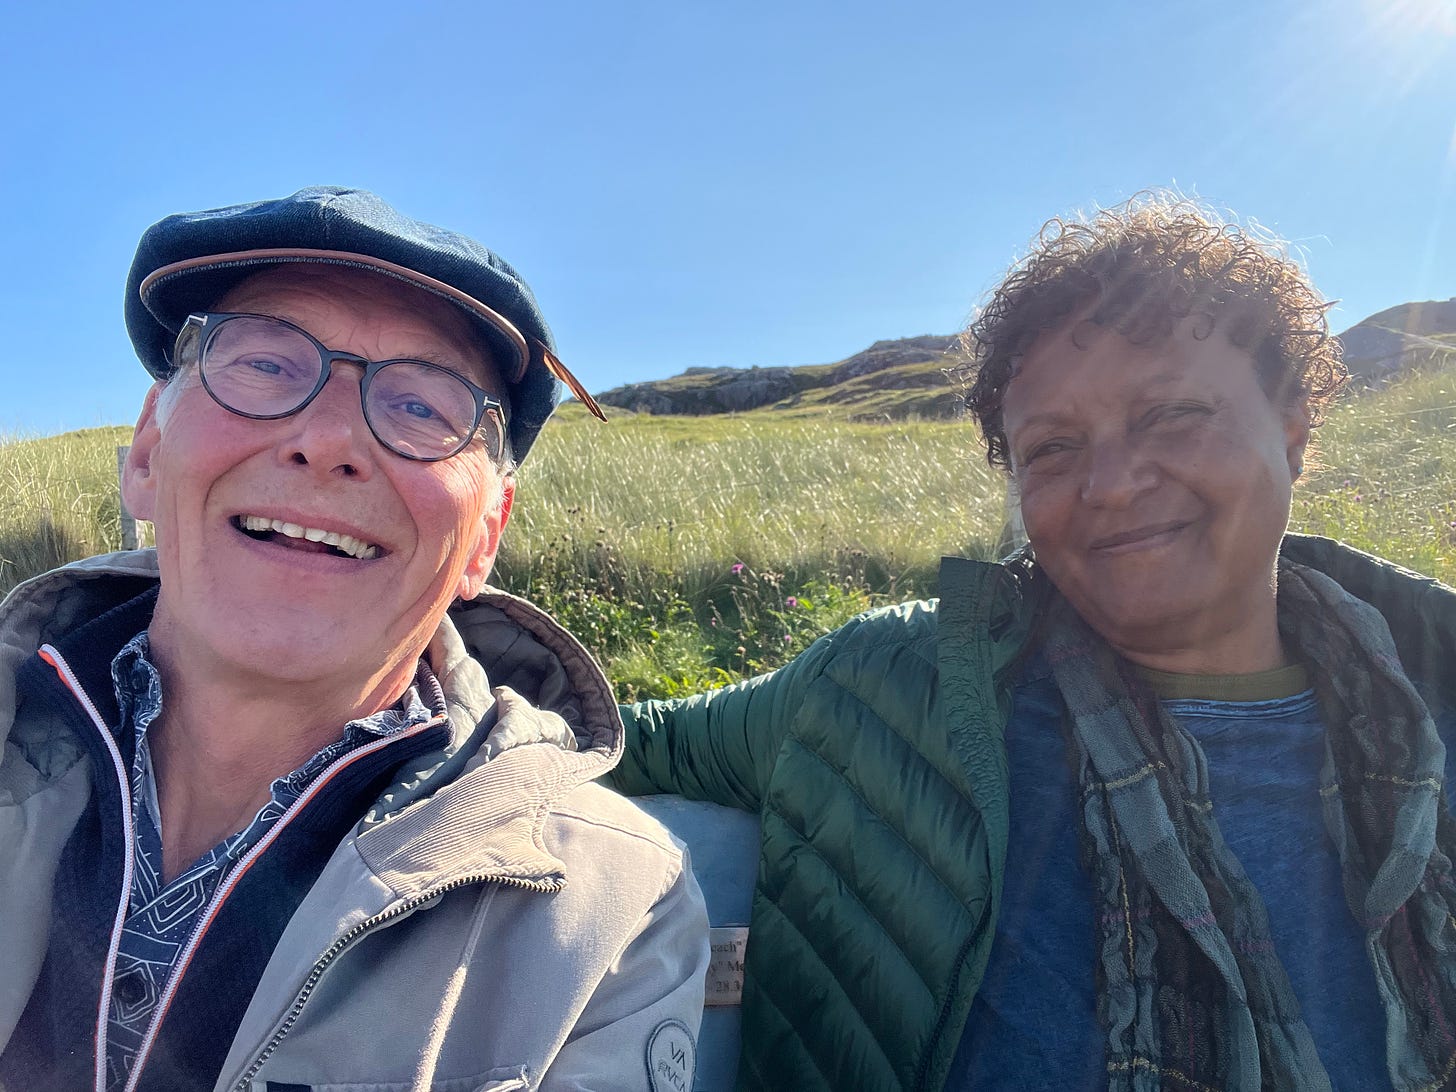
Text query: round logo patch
646 1018 697 1092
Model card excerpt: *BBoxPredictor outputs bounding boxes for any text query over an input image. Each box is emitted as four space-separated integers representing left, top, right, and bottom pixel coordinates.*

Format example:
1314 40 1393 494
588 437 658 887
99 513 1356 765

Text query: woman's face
1002 312 1309 672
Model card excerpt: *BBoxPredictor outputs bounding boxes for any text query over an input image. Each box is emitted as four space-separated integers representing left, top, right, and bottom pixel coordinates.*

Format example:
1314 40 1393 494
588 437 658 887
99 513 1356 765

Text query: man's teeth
238 515 379 560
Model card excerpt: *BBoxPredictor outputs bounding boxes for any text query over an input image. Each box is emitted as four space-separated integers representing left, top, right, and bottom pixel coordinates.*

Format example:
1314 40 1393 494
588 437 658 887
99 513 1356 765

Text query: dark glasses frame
174 312 507 463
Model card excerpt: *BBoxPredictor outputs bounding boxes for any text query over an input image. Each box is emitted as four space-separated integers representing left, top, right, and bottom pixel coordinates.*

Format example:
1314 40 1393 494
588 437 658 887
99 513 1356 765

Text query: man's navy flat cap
126 186 602 462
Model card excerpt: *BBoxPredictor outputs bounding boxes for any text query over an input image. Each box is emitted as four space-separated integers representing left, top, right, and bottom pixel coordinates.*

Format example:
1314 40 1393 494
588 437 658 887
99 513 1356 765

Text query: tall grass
3 372 1454 698
1293 368 1456 581
0 427 136 593
494 409 1006 696
498 410 1005 597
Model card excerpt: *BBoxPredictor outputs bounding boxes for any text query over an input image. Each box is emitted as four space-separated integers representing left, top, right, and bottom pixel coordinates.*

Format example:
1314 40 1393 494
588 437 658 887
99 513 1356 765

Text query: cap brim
140 248 534 383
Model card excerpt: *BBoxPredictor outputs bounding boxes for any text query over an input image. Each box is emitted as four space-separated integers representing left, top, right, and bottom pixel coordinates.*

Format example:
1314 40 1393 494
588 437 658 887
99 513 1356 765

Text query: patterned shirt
104 632 433 1092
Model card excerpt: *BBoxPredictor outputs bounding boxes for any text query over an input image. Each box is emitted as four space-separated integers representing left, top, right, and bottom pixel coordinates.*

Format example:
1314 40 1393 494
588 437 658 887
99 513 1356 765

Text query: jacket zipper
229 872 558 1092
38 643 455 1092
118 713 449 1092
38 645 137 1092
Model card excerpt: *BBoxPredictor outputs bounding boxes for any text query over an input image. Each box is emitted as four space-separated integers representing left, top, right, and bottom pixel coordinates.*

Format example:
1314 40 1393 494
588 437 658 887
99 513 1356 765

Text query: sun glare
1369 0 1456 36
1356 0 1456 97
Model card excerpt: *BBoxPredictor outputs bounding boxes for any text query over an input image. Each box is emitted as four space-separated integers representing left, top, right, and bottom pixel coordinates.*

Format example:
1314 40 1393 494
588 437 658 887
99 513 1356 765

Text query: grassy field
3 366 1454 698
1293 367 1456 579
0 426 137 591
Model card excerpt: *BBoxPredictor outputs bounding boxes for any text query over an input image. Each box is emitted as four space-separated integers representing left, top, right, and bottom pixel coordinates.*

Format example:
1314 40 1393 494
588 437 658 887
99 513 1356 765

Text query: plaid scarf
1041 559 1456 1090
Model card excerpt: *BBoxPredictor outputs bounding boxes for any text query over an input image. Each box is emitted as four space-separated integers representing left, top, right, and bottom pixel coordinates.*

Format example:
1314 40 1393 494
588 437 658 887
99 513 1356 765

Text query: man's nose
282 361 375 478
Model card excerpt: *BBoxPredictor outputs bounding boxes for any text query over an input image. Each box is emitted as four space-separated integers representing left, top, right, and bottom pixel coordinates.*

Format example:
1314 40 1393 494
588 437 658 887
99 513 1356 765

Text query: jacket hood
444 584 620 758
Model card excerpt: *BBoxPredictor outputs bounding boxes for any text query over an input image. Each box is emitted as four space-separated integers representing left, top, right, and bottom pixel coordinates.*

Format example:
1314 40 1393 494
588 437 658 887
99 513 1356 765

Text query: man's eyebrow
399 348 464 369
392 348 499 391
250 307 499 392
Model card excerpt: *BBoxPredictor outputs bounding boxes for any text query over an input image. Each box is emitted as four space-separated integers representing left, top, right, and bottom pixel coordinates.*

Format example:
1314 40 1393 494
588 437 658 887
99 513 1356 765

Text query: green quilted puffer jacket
612 553 1041 1091
611 535 1456 1092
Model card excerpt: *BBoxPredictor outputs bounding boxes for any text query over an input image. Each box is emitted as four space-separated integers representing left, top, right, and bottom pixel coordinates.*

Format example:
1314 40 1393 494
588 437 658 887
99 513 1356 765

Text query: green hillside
4 366 1455 698
594 335 966 421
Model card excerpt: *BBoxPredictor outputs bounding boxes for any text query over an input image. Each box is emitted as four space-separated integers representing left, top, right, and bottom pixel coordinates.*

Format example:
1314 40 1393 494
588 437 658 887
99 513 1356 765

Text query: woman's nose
1079 437 1156 508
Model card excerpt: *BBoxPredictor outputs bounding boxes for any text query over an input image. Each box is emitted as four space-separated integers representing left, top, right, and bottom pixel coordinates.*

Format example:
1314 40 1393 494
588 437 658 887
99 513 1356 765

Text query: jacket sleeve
540 848 710 1092
608 624 846 811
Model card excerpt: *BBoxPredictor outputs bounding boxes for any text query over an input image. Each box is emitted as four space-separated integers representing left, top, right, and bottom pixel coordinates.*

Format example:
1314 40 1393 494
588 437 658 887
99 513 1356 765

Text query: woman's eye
1145 403 1208 427
1023 439 1073 465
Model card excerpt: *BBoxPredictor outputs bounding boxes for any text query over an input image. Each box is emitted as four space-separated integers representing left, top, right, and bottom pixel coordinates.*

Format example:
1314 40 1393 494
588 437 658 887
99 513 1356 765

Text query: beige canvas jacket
0 550 708 1092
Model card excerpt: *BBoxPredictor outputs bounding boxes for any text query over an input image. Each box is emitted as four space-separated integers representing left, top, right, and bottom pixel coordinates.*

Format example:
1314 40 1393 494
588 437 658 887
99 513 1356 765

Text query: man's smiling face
123 265 512 706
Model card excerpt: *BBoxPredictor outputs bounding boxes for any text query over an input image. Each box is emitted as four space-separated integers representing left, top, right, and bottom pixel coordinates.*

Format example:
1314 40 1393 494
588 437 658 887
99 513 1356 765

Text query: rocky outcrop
593 335 964 419
1337 299 1456 380
824 335 959 384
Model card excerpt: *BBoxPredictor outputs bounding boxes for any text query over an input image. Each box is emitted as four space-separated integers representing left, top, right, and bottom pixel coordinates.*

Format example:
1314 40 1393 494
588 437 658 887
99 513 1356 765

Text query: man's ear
121 382 166 522
456 476 514 601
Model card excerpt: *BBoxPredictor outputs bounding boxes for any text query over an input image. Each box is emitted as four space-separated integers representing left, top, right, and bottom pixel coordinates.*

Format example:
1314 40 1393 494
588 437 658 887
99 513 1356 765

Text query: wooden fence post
117 445 138 551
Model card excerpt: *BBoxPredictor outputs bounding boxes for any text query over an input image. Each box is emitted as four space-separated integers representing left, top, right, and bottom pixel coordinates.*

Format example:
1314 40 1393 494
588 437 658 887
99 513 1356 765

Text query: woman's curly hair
962 192 1348 471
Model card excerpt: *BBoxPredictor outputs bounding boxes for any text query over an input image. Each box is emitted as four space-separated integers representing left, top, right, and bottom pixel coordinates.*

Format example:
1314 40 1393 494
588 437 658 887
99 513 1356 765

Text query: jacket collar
0 549 624 894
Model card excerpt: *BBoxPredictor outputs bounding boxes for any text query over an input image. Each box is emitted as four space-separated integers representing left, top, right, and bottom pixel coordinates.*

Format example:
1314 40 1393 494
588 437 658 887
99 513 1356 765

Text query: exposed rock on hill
1337 299 1456 380
594 335 964 419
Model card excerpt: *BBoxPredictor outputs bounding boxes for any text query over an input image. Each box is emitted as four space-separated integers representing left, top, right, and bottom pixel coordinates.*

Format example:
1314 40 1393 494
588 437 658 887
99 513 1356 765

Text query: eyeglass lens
200 315 500 461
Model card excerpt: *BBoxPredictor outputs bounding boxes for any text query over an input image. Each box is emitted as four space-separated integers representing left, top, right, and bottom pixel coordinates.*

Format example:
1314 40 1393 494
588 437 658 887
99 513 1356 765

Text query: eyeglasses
172 312 507 463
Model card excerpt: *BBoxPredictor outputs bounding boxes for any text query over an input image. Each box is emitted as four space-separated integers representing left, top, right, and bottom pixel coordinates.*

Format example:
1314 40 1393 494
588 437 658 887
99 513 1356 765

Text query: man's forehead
214 265 503 389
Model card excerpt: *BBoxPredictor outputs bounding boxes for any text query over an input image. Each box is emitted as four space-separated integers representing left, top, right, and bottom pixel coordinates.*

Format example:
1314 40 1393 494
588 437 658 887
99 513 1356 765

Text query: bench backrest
631 795 760 1092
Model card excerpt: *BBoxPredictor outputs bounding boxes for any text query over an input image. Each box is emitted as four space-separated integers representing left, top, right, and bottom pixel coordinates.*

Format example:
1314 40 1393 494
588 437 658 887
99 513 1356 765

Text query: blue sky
2 0 1453 435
